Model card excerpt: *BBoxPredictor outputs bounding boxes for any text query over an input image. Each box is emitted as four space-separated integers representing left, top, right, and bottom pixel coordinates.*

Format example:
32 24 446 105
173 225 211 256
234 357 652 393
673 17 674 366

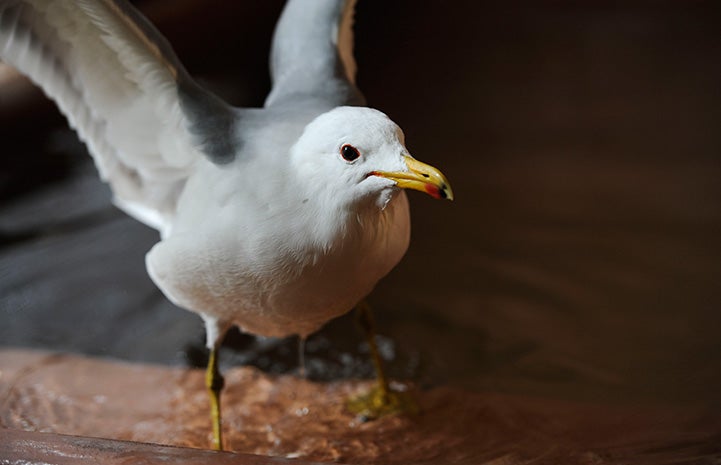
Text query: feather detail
265 0 364 108
0 0 239 232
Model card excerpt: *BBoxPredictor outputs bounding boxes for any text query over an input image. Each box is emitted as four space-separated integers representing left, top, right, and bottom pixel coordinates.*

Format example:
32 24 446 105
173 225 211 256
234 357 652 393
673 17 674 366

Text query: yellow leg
346 301 418 420
358 301 390 401
205 346 224 450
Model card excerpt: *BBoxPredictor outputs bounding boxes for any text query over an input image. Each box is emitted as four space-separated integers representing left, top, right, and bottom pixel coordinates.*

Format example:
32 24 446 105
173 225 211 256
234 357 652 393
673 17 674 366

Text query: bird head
291 106 453 210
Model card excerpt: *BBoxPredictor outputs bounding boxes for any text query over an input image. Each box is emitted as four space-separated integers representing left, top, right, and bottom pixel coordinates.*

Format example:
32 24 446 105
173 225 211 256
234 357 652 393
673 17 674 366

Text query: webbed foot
347 382 418 421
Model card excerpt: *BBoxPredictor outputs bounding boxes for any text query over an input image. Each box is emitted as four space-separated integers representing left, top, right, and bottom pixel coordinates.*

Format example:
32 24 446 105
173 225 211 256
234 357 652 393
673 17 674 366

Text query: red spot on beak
424 183 443 199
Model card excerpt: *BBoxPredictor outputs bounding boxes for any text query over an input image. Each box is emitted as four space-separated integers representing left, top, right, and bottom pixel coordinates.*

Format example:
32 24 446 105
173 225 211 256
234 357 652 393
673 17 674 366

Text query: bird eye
340 144 361 162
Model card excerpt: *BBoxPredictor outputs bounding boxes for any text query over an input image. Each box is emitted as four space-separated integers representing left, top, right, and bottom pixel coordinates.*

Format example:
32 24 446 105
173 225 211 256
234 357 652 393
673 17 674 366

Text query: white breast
146 190 410 338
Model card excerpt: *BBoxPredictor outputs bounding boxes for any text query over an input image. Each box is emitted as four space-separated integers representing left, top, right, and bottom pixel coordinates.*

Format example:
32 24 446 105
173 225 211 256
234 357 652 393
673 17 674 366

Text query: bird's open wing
0 0 238 234
264 0 364 108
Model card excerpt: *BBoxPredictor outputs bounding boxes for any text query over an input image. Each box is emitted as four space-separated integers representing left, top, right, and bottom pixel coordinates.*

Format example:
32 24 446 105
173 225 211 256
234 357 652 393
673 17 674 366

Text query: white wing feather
0 0 203 232
265 0 363 108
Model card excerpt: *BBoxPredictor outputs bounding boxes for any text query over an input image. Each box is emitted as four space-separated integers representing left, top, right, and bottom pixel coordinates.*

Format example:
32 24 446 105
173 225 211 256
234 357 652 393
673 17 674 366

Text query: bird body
148 108 413 339
0 0 453 351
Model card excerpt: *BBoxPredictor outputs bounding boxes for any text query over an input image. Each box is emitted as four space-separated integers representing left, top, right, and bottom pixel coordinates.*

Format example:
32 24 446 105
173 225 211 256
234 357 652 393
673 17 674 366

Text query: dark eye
340 144 361 162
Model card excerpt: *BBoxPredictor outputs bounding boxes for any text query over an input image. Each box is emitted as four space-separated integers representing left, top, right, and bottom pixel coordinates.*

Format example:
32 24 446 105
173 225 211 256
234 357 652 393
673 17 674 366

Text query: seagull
0 0 453 450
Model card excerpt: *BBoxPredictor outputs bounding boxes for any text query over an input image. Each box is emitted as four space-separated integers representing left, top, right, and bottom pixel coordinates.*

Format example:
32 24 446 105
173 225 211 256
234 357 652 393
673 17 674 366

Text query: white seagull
0 0 453 450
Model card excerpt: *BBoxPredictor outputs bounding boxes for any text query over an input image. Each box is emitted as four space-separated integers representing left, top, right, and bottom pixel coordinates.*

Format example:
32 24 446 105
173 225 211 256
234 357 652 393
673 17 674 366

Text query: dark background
1 0 720 410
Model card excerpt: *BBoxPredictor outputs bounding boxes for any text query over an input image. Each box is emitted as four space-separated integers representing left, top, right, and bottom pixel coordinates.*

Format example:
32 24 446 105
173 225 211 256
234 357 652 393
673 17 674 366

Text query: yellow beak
371 155 454 200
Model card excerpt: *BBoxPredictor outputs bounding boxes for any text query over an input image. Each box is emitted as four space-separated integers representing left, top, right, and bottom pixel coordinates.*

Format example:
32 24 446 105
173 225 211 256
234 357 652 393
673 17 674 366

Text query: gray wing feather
265 0 364 108
0 0 239 232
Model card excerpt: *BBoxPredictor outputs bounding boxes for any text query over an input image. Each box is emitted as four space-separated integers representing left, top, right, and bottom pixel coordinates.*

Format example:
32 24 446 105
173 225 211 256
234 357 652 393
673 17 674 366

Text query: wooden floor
1 1 720 463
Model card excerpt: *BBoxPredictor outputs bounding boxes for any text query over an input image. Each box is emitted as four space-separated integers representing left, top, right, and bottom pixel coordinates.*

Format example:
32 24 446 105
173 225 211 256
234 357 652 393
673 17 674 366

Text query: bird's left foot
348 301 419 420
346 382 419 421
